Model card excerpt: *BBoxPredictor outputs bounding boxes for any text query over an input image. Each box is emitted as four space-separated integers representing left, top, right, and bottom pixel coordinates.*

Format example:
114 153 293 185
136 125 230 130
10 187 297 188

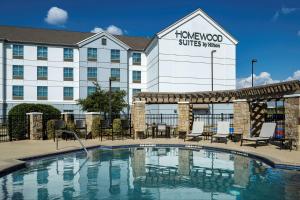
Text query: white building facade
0 9 237 116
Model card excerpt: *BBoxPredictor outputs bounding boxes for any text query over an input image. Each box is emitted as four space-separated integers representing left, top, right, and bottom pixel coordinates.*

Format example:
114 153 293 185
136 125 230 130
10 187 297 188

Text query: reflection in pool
0 147 299 200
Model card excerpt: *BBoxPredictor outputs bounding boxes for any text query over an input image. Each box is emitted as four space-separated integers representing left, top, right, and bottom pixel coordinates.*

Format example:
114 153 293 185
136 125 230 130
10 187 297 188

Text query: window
37 66 48 80
13 85 23 100
132 71 141 83
12 65 24 79
13 45 23 59
111 68 120 81
111 87 120 92
37 86 48 100
132 88 141 96
63 67 73 81
87 86 96 96
87 48 97 61
87 67 97 81
102 38 107 45
64 87 73 100
111 49 120 63
64 48 73 61
37 46 48 60
132 53 141 65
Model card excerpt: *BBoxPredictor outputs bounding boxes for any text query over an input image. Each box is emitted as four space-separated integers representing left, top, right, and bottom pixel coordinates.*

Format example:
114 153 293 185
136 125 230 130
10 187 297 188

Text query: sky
0 0 299 88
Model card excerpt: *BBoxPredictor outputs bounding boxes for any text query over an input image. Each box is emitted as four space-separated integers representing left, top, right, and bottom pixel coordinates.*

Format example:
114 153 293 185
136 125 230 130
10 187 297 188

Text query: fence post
160 114 163 124
8 116 12 141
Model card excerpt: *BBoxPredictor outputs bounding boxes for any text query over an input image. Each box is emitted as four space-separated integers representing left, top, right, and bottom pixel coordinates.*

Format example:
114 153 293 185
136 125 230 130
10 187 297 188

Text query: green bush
8 103 61 139
91 116 101 138
113 118 122 133
46 120 56 139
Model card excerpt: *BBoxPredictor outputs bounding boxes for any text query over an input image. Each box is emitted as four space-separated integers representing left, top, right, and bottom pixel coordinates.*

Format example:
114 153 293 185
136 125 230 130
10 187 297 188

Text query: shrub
8 103 61 139
91 116 101 138
113 118 122 133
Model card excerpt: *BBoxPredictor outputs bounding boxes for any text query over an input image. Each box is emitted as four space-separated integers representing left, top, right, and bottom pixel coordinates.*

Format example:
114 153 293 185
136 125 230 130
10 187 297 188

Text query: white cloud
45 7 68 26
91 25 124 35
237 72 279 89
286 70 300 80
237 70 300 89
272 6 298 21
281 7 297 14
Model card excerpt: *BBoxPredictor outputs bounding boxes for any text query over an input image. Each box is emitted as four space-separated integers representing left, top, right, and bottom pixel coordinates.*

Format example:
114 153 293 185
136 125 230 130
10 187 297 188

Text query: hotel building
0 9 237 116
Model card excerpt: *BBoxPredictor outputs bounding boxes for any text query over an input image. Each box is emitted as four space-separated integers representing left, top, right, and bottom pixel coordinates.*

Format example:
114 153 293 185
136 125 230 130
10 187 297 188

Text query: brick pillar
85 112 100 134
284 95 300 150
61 112 74 124
233 99 251 136
178 102 190 133
26 112 43 140
132 101 146 139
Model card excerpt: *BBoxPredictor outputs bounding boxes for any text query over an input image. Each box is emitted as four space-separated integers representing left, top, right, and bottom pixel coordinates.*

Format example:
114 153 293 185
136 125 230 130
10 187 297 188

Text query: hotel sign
175 30 222 48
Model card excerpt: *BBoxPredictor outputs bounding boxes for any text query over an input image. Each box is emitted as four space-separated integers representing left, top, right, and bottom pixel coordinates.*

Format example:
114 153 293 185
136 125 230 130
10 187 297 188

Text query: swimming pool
0 147 299 200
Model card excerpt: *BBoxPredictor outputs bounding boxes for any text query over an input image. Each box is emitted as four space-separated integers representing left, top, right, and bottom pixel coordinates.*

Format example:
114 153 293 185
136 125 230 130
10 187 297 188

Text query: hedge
8 103 61 140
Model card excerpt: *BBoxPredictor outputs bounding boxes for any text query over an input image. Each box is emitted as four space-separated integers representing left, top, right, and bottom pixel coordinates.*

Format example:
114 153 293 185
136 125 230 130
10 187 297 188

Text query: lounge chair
185 120 204 141
241 122 276 148
211 121 230 144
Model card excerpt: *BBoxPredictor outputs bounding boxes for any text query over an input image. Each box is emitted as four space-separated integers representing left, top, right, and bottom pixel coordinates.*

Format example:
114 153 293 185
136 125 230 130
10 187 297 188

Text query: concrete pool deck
0 138 300 175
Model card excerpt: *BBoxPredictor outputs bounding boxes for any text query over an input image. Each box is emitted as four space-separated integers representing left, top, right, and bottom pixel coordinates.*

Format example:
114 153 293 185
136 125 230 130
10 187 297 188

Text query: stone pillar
233 99 251 136
178 102 190 133
85 112 101 134
132 101 146 139
61 112 74 124
284 95 300 150
26 112 43 140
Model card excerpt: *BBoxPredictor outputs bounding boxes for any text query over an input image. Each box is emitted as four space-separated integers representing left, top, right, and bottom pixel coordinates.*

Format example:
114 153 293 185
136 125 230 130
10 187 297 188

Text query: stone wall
27 112 43 140
85 112 100 134
285 97 300 149
132 101 146 139
178 102 190 133
233 100 250 136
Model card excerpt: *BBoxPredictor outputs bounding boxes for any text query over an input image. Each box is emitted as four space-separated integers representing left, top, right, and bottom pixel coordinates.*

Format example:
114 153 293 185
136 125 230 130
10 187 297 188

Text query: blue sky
0 0 299 87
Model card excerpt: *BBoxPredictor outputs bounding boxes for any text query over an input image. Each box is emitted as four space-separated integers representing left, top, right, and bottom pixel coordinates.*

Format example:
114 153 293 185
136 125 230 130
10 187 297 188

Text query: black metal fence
145 114 178 126
0 115 30 142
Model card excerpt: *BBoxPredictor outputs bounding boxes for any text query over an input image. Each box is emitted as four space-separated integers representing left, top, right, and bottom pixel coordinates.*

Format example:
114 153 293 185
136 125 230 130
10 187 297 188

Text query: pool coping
0 143 299 177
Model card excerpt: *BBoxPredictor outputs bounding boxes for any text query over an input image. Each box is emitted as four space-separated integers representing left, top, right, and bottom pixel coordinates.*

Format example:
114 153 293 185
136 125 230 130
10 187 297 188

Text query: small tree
77 83 127 115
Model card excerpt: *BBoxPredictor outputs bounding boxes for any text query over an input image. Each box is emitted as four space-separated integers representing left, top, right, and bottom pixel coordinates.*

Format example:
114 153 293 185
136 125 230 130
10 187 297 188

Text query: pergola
133 80 300 104
131 80 300 150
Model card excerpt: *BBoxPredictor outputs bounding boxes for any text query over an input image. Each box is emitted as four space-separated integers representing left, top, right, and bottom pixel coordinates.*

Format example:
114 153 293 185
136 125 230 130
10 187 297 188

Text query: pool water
0 147 299 200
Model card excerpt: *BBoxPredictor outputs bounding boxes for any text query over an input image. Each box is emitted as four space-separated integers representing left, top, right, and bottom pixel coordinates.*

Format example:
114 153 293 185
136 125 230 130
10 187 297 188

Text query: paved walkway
0 138 299 173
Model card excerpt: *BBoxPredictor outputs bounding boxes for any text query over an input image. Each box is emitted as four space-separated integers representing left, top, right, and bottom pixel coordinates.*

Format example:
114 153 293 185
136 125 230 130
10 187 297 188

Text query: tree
77 82 127 115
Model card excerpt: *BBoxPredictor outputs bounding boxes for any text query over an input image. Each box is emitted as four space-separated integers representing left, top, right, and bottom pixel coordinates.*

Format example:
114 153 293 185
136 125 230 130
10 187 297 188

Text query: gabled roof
0 25 151 50
157 8 238 45
77 31 131 50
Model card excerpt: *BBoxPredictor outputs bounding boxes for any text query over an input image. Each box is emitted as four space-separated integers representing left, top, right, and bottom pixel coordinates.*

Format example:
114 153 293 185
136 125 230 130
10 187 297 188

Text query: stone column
284 95 300 150
61 112 74 124
26 112 43 140
85 112 101 134
132 101 146 139
178 102 190 133
233 99 251 136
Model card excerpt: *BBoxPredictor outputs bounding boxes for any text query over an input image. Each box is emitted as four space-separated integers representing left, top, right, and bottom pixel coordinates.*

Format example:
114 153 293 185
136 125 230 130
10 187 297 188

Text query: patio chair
185 120 204 141
211 121 230 144
54 120 76 141
74 119 89 139
241 122 276 148
157 124 168 138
